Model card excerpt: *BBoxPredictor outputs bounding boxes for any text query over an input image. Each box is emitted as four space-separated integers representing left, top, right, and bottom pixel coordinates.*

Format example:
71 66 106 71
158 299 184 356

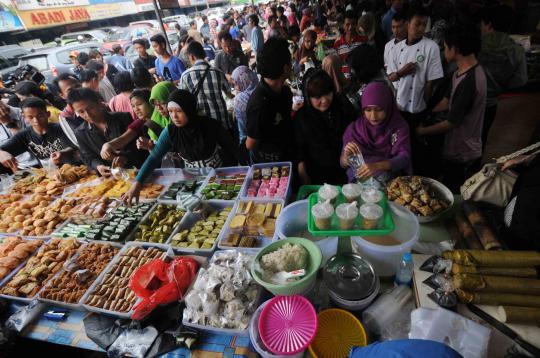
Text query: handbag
460 142 540 207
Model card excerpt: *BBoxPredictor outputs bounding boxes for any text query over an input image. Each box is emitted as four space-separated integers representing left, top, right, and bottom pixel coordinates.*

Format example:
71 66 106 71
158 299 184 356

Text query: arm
417 120 455 136
74 131 107 171
432 97 449 113
246 136 258 150
0 130 28 158
135 126 173 184
101 128 139 159
424 80 433 103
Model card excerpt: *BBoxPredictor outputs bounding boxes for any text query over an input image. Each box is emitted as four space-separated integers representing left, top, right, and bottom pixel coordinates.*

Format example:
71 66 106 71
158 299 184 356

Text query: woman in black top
294 69 357 185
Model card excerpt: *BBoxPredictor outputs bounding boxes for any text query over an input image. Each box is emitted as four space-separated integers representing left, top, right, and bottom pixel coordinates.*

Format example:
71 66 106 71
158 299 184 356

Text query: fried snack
386 176 449 216
67 197 121 219
0 194 57 235
83 246 166 312
442 250 540 267
40 243 119 304
453 273 540 295
456 289 540 308
0 238 80 298
0 194 24 216
68 179 117 198
33 165 97 196
10 169 48 195
0 237 42 280
498 306 540 325
451 263 538 278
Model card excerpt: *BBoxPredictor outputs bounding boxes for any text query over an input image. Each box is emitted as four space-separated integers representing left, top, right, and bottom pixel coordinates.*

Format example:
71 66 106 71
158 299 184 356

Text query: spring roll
442 250 540 267
451 264 538 278
453 273 540 295
456 289 540 307
498 306 540 325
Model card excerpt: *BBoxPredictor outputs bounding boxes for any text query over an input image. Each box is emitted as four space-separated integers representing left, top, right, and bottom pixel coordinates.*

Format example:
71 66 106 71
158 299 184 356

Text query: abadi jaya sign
17 6 91 29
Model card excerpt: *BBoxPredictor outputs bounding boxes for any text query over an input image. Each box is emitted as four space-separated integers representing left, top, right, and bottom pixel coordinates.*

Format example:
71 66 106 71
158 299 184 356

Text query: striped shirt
334 34 368 62
179 60 232 130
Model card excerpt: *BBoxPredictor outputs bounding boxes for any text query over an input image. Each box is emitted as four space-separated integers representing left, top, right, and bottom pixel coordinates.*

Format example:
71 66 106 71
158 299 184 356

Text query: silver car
0 45 29 82
17 42 102 84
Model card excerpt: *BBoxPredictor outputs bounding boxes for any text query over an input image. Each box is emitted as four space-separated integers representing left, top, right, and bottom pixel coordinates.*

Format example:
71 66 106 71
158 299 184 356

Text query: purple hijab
342 82 411 182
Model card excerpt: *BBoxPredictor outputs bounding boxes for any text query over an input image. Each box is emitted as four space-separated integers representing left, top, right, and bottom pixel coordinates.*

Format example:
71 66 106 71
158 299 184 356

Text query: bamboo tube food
442 250 540 267
453 273 540 295
454 211 482 249
451 264 538 278
461 201 503 250
456 289 540 307
498 306 540 325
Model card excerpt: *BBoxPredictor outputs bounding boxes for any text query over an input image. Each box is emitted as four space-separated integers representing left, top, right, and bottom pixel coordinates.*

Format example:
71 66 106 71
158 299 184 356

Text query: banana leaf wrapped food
442 250 540 267
453 273 540 295
462 201 503 250
456 289 540 307
451 264 538 278
498 306 540 325
454 211 482 249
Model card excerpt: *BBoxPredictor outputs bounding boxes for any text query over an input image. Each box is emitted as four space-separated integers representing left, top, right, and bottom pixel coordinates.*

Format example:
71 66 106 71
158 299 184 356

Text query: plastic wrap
6 300 46 332
108 325 159 358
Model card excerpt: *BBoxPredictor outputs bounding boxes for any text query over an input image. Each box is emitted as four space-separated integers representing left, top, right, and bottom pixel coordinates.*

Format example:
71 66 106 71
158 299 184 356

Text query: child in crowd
341 82 411 183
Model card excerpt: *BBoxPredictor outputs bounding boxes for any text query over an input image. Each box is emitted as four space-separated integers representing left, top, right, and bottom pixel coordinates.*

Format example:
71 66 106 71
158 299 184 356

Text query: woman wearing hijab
322 54 350 94
122 90 238 204
293 29 319 75
294 70 356 185
100 81 175 160
341 82 411 183
232 66 259 143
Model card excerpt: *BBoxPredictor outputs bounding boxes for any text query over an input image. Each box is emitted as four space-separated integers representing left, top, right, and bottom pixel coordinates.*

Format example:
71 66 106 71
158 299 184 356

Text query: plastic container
311 201 334 230
328 278 380 311
259 295 317 356
361 188 383 204
395 253 414 286
251 237 322 296
335 202 358 230
307 190 395 237
362 285 413 335
342 183 362 203
0 236 46 290
317 184 339 204
199 166 251 202
308 308 367 358
218 198 284 251
359 203 383 230
275 200 337 265
351 203 419 277
241 162 292 201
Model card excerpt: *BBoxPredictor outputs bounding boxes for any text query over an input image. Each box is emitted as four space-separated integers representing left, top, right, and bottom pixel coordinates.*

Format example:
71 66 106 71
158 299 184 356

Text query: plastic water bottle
395 253 414 286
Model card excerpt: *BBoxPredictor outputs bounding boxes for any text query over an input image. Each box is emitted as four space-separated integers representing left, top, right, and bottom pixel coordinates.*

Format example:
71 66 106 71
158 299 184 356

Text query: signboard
0 10 24 32
87 1 137 20
13 0 89 11
17 6 90 29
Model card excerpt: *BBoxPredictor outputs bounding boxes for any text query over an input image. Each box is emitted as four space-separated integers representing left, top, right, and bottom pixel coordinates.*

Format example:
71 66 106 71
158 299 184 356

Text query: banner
17 6 90 29
13 0 89 11
87 1 137 20
0 10 24 32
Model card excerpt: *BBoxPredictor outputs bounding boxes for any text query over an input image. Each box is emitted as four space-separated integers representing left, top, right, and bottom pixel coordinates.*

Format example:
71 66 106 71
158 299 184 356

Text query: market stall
1 162 539 358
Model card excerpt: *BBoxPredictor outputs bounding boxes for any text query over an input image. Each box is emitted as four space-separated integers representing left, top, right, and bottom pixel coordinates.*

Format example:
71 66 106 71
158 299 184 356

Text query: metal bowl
387 176 454 223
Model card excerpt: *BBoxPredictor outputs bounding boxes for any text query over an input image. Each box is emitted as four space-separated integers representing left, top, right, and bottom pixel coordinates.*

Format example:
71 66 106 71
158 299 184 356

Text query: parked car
0 45 29 82
101 26 159 53
96 26 122 35
60 30 108 45
17 42 101 84
129 20 166 31
163 15 191 29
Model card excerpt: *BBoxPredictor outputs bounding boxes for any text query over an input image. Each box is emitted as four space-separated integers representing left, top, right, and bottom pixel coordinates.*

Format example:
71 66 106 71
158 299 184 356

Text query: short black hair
14 80 41 97
277 6 285 13
186 41 206 59
132 38 150 49
174 23 181 30
85 60 104 72
480 5 510 32
150 33 167 46
288 25 300 38
305 70 334 98
21 97 47 111
189 20 196 27
113 71 134 93
79 69 98 83
53 73 79 91
76 52 90 66
218 30 233 42
202 15 207 21
347 44 384 83
257 37 291 79
344 10 357 21
407 5 429 21
130 88 151 103
67 87 101 104
392 11 407 23
88 49 102 60
131 66 153 88
248 14 259 26
112 44 122 54
444 24 481 56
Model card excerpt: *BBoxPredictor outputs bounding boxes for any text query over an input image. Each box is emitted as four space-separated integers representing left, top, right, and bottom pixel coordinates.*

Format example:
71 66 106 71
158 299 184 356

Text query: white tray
240 162 293 202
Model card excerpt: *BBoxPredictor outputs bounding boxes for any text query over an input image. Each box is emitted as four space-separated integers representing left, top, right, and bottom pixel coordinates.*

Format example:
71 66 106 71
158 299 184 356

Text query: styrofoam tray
217 198 283 252
240 162 292 202
37 241 123 311
157 168 211 203
80 241 170 319
0 238 81 303
0 236 47 289
166 201 236 256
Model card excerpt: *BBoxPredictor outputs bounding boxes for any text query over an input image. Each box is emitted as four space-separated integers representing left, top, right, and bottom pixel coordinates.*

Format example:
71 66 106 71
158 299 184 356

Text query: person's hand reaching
50 152 63 166
136 137 154 151
96 165 111 177
0 151 17 173
356 162 380 181
122 181 142 206
101 142 119 161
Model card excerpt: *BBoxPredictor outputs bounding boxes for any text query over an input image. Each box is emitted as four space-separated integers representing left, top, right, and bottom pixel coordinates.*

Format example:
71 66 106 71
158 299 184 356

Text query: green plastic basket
307 189 395 237
296 185 322 201
251 237 322 296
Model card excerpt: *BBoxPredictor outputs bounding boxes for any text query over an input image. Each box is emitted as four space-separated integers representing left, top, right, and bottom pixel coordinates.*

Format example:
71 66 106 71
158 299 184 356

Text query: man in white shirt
386 7 443 173
384 12 407 74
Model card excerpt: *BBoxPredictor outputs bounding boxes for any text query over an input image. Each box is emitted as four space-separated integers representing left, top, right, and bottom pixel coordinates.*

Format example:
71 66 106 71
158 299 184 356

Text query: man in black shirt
246 37 294 163
214 31 248 81
0 98 78 173
68 88 146 177
132 38 157 74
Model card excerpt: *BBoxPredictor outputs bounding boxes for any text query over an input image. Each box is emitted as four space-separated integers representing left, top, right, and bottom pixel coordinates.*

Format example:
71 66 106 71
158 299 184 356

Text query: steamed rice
260 243 308 273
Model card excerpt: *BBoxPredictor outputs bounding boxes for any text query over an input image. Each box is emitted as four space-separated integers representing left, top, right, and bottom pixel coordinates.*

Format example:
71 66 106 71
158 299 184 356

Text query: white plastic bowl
352 203 419 277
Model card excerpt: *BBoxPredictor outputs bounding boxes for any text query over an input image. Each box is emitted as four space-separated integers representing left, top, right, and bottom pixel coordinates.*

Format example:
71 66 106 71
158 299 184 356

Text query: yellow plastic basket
308 308 367 358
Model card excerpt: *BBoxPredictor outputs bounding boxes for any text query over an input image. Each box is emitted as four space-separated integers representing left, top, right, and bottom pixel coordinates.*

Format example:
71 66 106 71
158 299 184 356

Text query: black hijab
167 89 218 161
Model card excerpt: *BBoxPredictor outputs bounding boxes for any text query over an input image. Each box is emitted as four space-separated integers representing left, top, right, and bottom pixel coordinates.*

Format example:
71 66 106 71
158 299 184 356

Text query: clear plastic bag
107 325 159 358
6 300 46 332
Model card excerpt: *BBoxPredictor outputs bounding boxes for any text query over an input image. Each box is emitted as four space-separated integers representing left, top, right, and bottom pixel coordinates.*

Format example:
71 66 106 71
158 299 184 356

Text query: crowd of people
0 0 532 207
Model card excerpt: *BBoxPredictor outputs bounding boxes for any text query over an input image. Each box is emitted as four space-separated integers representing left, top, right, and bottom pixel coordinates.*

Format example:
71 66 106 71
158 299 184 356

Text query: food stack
201 173 246 200
133 204 186 243
170 207 231 249
245 166 290 198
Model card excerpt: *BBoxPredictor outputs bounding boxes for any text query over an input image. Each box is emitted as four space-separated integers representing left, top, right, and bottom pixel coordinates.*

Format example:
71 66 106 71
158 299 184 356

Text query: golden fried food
0 237 42 280
0 194 59 235
386 176 449 216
